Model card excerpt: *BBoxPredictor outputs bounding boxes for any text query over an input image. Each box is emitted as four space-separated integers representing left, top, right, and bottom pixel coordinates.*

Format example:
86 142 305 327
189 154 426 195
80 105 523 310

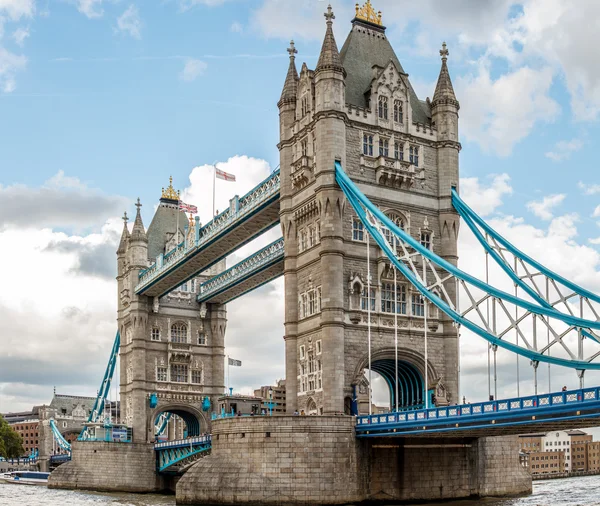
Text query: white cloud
0 0 35 21
178 0 231 10
230 21 242 33
75 0 104 19
578 181 600 196
179 58 207 82
0 46 26 92
590 237 600 246
460 173 512 216
11 26 30 46
545 138 583 162
456 64 559 156
593 205 600 219
526 194 566 221
116 4 141 39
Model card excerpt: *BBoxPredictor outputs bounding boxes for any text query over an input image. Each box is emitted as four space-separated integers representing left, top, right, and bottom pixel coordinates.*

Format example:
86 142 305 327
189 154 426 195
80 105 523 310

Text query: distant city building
218 394 263 416
254 379 286 414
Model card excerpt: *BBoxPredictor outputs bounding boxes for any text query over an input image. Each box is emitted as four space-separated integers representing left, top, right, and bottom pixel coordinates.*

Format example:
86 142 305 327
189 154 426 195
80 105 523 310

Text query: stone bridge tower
117 180 226 442
278 2 460 415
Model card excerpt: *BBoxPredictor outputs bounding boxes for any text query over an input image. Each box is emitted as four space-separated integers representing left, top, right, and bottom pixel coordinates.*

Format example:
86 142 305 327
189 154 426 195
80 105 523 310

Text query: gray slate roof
339 20 431 124
49 394 95 414
147 200 188 261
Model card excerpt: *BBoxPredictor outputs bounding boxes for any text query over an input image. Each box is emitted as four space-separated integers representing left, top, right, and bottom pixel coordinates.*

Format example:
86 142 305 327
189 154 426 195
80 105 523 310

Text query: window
361 287 376 311
301 138 308 157
409 145 419 166
394 142 404 161
198 332 206 345
181 282 188 292
382 214 404 248
363 134 373 156
301 96 308 117
316 340 322 355
299 229 308 252
394 100 403 123
379 138 389 157
378 95 388 120
157 367 167 382
300 345 306 360
309 226 316 248
317 286 322 312
420 232 431 250
381 282 407 314
171 323 187 343
191 369 203 384
316 221 321 242
170 364 188 383
151 327 160 341
308 290 316 315
352 218 364 241
412 294 425 317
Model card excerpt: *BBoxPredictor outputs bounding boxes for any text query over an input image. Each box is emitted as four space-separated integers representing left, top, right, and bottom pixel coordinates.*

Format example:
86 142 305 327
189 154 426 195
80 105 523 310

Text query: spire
117 211 130 255
130 198 148 243
432 42 459 108
279 40 299 104
316 4 344 74
161 176 180 203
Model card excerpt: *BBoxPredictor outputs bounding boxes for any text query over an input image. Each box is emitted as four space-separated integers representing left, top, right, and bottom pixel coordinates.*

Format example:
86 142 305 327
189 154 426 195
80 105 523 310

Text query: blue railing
197 237 284 302
135 169 280 293
154 435 211 450
356 387 600 434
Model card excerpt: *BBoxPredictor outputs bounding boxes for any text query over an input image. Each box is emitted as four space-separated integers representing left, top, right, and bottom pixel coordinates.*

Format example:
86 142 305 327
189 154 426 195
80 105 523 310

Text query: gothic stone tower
278 2 460 415
117 180 226 442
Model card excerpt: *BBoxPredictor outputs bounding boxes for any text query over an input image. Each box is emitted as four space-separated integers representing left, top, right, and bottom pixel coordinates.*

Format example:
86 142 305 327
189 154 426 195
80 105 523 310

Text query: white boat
0 471 50 485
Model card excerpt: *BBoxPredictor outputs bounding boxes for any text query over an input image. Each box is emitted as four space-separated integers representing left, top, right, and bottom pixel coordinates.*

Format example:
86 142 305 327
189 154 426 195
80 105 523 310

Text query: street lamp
267 388 274 416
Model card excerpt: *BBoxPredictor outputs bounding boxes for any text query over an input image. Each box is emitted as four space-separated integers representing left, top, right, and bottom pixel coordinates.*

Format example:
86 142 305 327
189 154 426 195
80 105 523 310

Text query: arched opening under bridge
368 359 424 411
149 404 208 440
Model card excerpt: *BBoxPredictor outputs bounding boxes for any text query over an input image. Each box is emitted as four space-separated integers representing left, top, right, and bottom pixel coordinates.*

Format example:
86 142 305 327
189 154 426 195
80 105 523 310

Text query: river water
2 475 600 505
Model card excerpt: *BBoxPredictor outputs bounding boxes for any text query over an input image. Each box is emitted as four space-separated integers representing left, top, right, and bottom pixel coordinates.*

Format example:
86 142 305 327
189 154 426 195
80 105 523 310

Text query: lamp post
267 388 275 416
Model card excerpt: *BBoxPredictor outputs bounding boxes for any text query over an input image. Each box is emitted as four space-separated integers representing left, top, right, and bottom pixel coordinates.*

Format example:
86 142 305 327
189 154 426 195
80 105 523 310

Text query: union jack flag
179 201 198 214
216 168 236 182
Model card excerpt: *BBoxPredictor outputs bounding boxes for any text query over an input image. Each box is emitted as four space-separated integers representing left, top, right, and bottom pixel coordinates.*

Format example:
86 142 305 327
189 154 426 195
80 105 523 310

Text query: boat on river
0 471 50 485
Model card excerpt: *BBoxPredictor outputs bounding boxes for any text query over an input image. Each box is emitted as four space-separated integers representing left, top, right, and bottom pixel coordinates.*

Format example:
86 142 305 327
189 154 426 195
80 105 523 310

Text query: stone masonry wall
48 441 163 493
177 416 366 505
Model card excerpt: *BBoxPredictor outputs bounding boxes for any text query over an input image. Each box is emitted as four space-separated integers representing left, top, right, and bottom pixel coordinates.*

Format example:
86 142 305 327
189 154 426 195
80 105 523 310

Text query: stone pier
177 416 531 505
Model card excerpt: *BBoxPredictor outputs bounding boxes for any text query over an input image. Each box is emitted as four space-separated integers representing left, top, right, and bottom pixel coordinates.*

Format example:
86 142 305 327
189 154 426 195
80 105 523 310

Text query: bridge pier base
48 441 164 493
177 417 531 505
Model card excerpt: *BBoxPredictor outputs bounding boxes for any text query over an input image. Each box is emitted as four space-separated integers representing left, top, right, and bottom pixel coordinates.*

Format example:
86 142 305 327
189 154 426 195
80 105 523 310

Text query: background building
254 379 286 414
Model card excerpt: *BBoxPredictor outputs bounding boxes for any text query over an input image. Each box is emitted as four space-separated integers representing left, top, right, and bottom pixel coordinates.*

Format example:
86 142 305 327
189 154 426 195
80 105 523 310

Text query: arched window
382 213 405 248
378 95 388 120
394 100 403 123
171 323 187 343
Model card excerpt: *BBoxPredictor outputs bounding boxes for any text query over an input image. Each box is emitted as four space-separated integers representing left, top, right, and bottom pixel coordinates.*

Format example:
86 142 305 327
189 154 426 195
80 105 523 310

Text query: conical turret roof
117 212 130 255
279 40 299 104
316 4 344 74
130 198 148 243
432 42 459 108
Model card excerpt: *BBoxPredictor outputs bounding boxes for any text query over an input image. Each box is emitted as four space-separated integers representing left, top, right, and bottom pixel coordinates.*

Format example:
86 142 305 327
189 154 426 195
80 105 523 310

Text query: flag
216 168 236 182
179 201 198 214
228 358 242 367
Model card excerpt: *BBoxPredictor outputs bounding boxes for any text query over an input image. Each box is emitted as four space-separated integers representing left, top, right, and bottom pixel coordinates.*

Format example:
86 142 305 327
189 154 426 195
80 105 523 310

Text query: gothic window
363 134 374 156
394 100 403 123
394 142 404 161
300 345 306 360
197 331 206 345
301 138 308 157
301 293 308 317
299 229 308 252
190 279 196 293
171 323 187 343
151 327 160 341
361 287 376 311
412 294 425 317
181 282 188 292
379 138 389 157
382 213 405 248
170 364 188 383
191 369 203 384
316 340 322 355
381 282 407 314
301 96 308 117
352 218 364 241
316 220 321 242
317 286 322 312
309 225 316 248
378 95 388 120
126 328 133 345
420 232 431 250
308 290 316 315
156 367 167 382
409 145 419 166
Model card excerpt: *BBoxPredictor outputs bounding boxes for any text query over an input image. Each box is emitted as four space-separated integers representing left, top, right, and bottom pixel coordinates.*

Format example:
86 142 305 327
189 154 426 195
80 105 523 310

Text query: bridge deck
357 387 600 438
135 170 280 297
197 237 284 304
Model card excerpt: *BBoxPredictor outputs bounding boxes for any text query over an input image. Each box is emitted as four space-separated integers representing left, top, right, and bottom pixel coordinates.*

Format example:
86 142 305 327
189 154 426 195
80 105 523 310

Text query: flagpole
212 163 217 219
176 190 181 247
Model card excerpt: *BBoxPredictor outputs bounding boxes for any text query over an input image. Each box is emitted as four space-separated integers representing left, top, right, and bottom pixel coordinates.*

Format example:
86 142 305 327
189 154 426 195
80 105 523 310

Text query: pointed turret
117 211 130 256
432 42 459 109
130 198 147 243
315 4 344 75
279 40 299 106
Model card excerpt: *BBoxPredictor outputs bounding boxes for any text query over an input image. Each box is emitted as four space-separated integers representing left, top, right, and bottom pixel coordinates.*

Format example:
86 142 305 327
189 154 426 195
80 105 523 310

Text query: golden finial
161 175 180 201
188 213 195 228
355 0 382 26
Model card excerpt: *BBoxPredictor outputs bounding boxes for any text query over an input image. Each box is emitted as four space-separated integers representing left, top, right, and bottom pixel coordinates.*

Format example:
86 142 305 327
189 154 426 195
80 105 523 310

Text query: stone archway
148 403 208 440
306 398 318 415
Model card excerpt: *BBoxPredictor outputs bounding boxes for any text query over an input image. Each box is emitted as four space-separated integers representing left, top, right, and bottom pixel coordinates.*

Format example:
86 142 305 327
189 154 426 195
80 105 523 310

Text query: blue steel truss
135 169 280 294
197 237 284 303
356 386 600 437
335 161 600 370
154 436 211 473
155 412 171 436
49 419 72 453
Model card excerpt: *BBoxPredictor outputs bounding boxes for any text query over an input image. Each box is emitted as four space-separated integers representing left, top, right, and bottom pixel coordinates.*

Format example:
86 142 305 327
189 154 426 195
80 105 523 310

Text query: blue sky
1 0 600 412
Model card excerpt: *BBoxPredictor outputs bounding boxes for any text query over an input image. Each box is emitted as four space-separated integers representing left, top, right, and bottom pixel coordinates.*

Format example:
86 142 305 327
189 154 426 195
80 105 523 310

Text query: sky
0 0 600 415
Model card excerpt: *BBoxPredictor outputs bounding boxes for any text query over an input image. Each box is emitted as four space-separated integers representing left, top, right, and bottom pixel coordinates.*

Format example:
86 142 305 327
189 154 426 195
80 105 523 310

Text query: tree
0 415 24 459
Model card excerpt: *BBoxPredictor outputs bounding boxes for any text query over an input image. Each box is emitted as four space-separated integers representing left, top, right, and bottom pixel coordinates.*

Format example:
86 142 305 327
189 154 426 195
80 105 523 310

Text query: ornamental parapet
291 155 314 188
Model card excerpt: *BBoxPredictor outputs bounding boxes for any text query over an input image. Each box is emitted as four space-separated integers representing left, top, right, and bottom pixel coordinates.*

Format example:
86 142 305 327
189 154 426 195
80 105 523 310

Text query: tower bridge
49 2 600 504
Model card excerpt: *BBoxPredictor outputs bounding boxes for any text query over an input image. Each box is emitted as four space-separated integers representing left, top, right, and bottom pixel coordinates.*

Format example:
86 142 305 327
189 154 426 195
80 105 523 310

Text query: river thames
2 475 600 506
